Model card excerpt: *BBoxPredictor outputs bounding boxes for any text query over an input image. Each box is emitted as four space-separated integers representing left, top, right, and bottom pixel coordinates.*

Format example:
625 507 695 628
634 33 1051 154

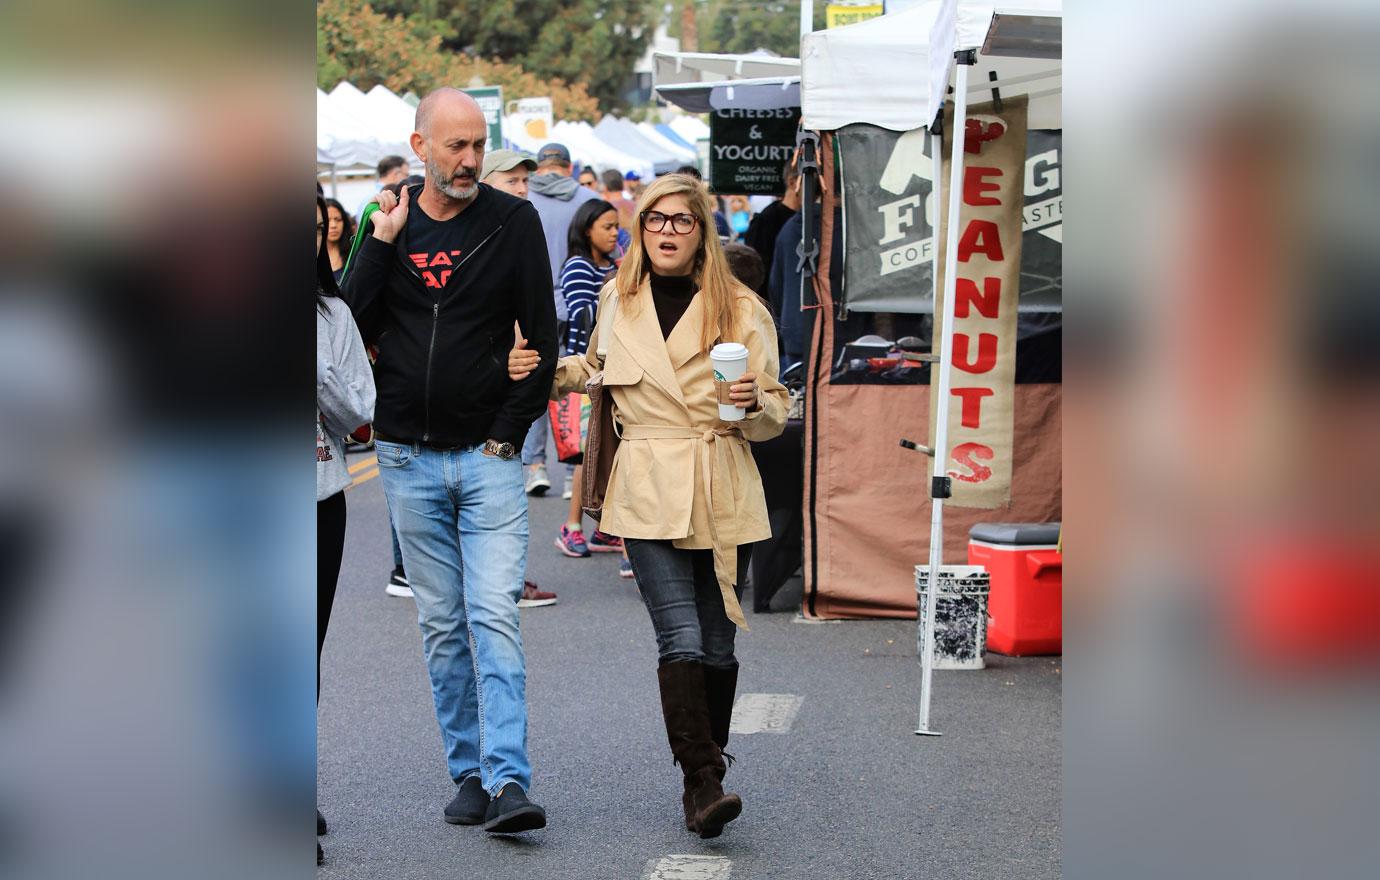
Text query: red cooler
968 522 1062 656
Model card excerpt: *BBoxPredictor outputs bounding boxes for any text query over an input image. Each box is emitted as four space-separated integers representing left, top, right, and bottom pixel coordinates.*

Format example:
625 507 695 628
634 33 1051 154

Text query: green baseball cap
480 149 538 181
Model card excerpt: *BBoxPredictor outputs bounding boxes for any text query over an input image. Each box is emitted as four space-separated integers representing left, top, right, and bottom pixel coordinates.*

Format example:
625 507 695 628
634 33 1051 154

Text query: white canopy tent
667 115 710 145
652 50 800 86
655 75 801 114
361 84 419 139
801 0 1061 132
317 89 385 168
326 82 414 153
636 121 697 164
499 115 658 180
316 84 413 174
551 120 657 181
654 48 802 116
800 0 1061 736
593 117 684 174
554 118 656 180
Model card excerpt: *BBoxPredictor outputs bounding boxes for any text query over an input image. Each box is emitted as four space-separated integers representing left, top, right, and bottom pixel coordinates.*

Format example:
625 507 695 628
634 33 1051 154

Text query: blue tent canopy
655 123 697 152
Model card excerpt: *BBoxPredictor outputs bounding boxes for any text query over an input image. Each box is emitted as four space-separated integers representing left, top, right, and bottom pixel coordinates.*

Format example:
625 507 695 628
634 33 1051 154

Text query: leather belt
374 432 473 451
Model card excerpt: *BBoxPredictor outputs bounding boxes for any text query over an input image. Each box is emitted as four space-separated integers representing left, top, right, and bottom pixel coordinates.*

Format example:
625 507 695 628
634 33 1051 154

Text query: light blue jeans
520 415 548 467
375 440 532 794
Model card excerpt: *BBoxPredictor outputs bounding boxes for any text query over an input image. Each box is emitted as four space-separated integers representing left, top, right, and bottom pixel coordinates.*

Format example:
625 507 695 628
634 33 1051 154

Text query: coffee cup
710 342 751 421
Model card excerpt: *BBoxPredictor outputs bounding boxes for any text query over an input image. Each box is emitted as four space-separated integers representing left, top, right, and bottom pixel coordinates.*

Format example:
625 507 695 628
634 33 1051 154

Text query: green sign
709 106 801 196
463 86 504 151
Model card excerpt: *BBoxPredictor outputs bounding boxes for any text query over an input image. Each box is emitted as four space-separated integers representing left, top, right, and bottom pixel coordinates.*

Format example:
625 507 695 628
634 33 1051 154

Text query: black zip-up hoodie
341 183 558 449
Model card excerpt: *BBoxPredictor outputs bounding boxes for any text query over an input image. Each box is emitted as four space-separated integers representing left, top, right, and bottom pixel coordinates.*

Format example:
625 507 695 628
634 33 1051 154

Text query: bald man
340 87 556 834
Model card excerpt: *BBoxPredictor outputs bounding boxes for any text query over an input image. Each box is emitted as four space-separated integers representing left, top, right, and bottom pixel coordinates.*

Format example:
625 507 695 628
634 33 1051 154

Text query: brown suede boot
656 660 743 838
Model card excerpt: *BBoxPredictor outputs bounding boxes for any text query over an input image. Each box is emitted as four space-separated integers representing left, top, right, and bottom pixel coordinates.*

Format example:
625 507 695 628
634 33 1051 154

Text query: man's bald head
415 87 483 138
410 88 489 204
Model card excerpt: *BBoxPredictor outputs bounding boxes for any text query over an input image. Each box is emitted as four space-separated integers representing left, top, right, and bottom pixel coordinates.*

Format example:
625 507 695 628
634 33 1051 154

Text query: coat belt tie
617 423 748 630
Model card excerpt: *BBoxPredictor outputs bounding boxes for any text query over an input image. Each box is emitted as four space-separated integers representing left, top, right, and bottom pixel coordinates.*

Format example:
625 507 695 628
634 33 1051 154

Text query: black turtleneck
650 272 697 340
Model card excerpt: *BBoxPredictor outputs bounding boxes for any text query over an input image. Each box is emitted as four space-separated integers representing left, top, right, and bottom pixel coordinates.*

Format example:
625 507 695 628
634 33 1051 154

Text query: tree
359 0 655 115
317 0 601 120
672 1 826 57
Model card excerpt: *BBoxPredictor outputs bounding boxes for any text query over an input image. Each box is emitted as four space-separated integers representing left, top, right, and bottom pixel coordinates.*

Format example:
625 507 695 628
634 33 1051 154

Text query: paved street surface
319 446 1060 879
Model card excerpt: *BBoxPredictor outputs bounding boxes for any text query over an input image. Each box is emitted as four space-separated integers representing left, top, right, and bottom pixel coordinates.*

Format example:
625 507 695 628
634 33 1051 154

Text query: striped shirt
561 256 616 355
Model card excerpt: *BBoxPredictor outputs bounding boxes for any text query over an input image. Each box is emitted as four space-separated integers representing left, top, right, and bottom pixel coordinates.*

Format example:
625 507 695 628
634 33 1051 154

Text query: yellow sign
826 4 884 28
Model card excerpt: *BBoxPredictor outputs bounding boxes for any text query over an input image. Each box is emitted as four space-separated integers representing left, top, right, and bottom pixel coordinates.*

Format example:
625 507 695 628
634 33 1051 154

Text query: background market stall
799 0 1062 734
794 0 1063 620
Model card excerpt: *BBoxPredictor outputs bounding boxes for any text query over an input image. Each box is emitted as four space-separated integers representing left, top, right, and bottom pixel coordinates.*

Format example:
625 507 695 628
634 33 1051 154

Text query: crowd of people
315 87 801 862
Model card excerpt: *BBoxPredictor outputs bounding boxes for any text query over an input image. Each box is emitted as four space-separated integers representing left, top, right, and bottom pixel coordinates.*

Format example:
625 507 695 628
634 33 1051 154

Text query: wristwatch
483 439 517 460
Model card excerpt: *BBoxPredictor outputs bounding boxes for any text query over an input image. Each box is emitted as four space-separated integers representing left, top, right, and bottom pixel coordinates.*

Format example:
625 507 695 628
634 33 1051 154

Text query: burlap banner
837 125 1061 315
931 96 1028 509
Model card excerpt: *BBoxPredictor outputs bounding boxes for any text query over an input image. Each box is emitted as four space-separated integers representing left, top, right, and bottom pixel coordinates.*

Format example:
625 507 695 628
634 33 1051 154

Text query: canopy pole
917 48 975 738
800 0 813 41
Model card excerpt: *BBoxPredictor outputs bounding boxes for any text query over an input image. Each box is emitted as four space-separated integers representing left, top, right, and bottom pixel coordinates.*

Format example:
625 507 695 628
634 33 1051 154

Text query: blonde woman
509 173 787 837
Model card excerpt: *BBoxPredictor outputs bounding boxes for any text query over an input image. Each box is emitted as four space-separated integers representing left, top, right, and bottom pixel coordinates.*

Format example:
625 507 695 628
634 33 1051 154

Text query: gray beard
428 159 478 201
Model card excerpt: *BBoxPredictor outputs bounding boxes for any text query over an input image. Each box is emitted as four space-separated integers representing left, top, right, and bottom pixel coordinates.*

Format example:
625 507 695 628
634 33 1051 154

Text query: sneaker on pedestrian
517 581 558 608
385 566 413 598
619 557 635 579
317 808 328 835
525 463 551 496
444 775 491 826
554 525 590 557
561 471 574 499
587 529 623 553
481 783 546 834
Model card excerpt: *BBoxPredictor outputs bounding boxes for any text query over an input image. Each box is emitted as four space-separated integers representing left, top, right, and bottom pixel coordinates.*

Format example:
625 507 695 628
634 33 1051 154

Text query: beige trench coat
552 277 788 628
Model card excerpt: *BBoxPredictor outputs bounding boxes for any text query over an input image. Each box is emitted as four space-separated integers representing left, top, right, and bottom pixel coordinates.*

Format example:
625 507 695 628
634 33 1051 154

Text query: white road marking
642 855 732 880
729 693 804 735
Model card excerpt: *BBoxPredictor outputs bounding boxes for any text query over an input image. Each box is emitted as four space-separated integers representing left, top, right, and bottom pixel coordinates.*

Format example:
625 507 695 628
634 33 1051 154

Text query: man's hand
508 324 541 381
729 371 761 412
369 185 409 243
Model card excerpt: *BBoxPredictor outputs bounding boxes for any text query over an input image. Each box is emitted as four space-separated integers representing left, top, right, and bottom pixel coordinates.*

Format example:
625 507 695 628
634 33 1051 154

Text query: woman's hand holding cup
729 372 760 412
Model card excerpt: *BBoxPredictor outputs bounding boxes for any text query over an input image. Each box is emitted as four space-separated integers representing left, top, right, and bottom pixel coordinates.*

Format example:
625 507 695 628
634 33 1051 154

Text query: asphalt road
318 446 1060 879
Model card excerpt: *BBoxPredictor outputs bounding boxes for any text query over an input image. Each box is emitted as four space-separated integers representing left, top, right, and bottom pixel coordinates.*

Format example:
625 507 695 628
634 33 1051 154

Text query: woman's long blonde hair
614 173 744 351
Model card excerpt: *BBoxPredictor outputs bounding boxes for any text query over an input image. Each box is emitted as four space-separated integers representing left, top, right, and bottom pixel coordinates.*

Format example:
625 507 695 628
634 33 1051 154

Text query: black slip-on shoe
444 776 491 826
481 783 546 834
317 808 328 836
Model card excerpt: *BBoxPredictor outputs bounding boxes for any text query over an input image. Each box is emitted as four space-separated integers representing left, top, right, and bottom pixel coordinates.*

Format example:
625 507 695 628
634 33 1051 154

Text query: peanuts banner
930 96 1028 509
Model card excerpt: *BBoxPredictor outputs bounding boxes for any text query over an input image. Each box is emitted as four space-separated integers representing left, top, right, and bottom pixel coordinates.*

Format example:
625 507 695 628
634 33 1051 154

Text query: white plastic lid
710 342 749 362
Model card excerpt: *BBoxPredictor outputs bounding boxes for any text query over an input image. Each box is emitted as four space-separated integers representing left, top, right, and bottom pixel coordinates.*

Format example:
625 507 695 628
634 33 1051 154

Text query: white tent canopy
636 122 697 164
652 50 800 86
593 117 684 174
317 83 415 170
327 82 411 146
552 120 657 181
667 115 710 145
653 49 802 115
656 75 801 114
800 0 1061 131
361 84 418 139
499 114 657 180
317 87 412 170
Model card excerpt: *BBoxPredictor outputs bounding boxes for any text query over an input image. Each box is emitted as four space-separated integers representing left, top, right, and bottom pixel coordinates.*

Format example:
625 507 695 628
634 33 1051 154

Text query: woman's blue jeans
624 539 752 670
